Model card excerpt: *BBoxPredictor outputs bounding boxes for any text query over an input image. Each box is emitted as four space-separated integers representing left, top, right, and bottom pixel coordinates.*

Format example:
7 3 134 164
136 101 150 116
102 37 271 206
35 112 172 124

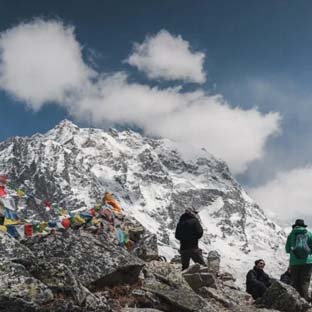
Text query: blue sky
1 0 312 223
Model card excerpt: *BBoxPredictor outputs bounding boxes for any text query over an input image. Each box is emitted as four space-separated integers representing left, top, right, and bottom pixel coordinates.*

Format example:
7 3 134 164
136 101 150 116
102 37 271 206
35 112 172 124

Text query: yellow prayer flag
74 214 85 225
0 225 6 232
4 218 20 225
16 189 25 197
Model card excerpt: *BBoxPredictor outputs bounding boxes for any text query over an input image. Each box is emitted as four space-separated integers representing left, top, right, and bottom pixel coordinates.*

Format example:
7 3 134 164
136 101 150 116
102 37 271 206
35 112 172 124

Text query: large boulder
198 286 234 309
143 279 216 312
0 259 53 312
137 261 216 311
29 260 90 306
145 261 190 288
182 264 219 291
22 230 144 289
256 280 310 312
0 231 36 265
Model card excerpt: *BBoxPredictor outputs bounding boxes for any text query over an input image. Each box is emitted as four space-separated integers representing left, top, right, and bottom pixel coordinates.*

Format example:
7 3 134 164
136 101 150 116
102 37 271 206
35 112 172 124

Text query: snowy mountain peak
45 119 80 143
0 123 287 284
55 119 79 129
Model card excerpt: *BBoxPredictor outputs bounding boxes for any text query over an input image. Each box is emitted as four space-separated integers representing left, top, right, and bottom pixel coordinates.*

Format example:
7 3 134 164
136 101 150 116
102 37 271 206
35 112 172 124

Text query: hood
292 226 308 234
179 212 196 223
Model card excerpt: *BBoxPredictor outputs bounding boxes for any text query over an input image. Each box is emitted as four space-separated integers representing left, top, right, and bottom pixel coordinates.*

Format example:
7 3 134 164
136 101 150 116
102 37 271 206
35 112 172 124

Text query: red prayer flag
89 208 96 217
43 200 51 209
61 218 71 229
0 175 8 184
0 186 7 197
24 224 33 237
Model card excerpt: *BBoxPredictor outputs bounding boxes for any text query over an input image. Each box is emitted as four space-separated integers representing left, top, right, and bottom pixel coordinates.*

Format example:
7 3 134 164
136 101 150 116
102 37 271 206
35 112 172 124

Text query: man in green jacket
286 219 312 301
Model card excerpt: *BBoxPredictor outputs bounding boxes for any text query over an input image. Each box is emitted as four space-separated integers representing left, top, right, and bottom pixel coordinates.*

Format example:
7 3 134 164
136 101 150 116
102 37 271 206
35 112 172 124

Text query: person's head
255 259 265 270
186 207 199 214
191 207 199 214
292 219 307 229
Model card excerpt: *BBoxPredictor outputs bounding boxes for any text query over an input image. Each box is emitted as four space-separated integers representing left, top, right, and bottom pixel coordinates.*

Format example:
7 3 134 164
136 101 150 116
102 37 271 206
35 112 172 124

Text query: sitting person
246 259 272 299
280 267 291 285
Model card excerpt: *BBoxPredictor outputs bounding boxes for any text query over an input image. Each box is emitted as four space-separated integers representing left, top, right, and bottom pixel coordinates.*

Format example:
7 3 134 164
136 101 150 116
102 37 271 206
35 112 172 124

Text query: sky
0 0 312 225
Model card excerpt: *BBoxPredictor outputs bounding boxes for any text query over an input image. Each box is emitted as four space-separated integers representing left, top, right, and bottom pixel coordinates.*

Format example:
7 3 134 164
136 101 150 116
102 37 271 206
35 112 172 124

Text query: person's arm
247 270 267 289
285 234 291 254
264 272 273 287
175 222 182 240
194 219 203 238
307 231 312 251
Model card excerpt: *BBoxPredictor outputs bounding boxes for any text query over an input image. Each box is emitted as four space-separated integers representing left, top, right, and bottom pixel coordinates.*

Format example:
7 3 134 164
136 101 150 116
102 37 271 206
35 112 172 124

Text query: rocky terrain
0 227 309 312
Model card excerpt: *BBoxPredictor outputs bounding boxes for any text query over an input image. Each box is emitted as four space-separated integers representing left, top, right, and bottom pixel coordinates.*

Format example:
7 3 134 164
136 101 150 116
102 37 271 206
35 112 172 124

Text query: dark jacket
280 270 291 285
246 266 271 300
175 212 203 250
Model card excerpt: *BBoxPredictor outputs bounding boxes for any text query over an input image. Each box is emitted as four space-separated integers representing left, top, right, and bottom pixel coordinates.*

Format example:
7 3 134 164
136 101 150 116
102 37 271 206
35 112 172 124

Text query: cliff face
0 120 287 283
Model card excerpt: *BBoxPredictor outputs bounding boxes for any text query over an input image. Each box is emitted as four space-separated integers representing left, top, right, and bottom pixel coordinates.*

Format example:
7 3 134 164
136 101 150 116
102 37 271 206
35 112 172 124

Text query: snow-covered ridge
0 119 287 285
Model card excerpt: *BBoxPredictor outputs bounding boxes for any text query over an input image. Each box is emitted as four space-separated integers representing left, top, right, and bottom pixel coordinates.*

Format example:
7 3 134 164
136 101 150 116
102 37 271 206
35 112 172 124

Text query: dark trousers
291 264 312 301
248 283 267 300
180 248 206 270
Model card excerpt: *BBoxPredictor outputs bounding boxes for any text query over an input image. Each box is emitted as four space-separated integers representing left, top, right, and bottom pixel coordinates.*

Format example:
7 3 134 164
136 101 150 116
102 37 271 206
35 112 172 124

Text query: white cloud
0 19 281 174
126 29 206 84
249 167 312 222
146 97 281 174
69 73 280 174
0 19 92 110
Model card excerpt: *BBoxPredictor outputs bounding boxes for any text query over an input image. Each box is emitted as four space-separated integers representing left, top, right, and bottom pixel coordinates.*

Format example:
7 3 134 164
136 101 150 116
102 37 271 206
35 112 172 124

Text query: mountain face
0 120 287 284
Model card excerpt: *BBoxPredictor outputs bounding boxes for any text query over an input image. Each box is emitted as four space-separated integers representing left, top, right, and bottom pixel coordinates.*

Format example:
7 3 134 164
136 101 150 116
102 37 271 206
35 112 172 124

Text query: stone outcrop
256 280 311 312
23 230 144 288
0 258 53 312
0 228 310 312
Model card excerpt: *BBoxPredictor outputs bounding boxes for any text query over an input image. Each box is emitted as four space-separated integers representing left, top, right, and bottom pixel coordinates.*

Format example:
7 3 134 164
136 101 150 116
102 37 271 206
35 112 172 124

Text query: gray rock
170 254 181 264
232 306 281 312
183 273 204 291
0 231 36 266
121 309 164 312
182 263 202 274
145 261 190 288
0 259 53 312
207 250 221 274
222 285 252 305
201 273 220 289
23 231 144 289
143 279 216 312
222 279 241 290
198 286 234 308
183 270 219 291
133 233 159 261
256 280 310 312
218 271 236 281
29 260 88 305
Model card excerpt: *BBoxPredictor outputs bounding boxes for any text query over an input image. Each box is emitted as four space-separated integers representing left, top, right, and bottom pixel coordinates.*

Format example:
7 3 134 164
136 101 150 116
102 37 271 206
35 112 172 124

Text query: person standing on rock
175 207 206 270
246 259 272 300
286 219 312 301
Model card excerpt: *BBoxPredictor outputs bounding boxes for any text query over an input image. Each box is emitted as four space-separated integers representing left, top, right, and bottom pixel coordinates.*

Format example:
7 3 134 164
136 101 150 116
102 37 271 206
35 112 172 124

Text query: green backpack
292 233 311 259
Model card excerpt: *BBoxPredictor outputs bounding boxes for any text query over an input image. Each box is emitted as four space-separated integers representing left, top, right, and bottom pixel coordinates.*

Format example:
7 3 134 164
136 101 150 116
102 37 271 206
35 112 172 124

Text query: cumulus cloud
0 19 281 174
0 19 92 110
126 29 206 84
68 73 280 174
146 97 280 174
249 167 312 222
